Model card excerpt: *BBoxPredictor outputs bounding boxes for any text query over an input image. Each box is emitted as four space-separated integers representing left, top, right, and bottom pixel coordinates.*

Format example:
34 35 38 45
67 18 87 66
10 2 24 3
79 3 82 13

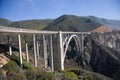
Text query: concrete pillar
18 34 23 68
25 43 29 62
8 36 12 56
9 44 12 56
81 33 84 54
33 34 37 67
50 34 54 71
36 41 40 60
59 31 64 70
43 34 47 68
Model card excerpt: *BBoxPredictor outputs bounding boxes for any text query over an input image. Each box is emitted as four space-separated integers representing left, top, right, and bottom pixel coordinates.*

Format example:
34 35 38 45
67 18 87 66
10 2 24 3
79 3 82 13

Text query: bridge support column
18 34 23 68
33 34 37 67
81 33 84 54
50 34 54 71
25 43 29 62
59 31 64 70
9 44 12 56
8 36 12 56
36 41 40 60
43 34 47 68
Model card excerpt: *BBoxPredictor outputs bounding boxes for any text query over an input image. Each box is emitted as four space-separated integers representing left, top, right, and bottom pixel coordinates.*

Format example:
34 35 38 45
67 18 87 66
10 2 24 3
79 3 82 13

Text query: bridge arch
63 34 81 64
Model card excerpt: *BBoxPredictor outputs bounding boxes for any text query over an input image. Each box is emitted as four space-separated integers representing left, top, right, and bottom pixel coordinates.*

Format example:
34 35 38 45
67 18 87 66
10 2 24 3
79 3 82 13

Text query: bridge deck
0 26 90 34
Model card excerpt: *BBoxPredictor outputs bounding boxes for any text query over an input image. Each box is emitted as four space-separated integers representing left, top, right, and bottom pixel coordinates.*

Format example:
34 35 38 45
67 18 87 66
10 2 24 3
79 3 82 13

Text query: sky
0 0 120 21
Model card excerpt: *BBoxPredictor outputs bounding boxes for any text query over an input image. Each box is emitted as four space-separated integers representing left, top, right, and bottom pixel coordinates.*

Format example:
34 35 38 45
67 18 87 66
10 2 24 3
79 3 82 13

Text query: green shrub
64 71 78 80
25 69 39 80
78 76 84 80
26 70 54 80
0 68 2 75
68 68 81 75
10 53 20 65
78 75 93 80
3 59 27 80
23 61 36 71
7 71 27 80
58 69 66 73
0 68 4 79
84 75 93 80
54 71 65 80
3 60 20 72
39 72 54 80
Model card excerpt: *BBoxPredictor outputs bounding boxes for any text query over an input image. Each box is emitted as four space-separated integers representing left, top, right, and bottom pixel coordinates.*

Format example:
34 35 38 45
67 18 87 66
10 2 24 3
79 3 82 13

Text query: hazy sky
0 0 120 21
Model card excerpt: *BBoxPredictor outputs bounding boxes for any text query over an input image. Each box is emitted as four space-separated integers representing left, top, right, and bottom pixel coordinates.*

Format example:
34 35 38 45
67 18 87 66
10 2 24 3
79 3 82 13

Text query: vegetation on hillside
0 15 120 31
0 18 11 26
8 19 53 30
44 15 103 32
0 15 120 80
87 16 120 29
0 52 112 80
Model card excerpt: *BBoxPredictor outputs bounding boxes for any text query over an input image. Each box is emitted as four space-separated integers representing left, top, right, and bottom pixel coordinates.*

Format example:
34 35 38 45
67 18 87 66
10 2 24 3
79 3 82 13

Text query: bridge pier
50 34 54 71
36 41 40 60
25 42 29 62
81 33 84 54
9 44 12 56
18 34 23 68
59 31 64 70
8 36 12 56
43 34 47 69
33 34 37 67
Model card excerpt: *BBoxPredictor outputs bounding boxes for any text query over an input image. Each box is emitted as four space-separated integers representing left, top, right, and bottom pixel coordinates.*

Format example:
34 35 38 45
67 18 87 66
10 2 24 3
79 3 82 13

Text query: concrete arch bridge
0 26 90 71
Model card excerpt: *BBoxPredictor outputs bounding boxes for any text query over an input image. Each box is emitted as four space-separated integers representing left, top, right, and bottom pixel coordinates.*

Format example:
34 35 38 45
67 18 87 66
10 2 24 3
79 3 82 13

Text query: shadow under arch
63 35 81 68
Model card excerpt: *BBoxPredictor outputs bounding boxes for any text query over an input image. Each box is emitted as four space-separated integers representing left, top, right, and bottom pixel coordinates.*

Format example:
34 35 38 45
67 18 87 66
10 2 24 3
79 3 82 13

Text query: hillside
0 52 113 80
0 18 11 26
44 15 103 32
0 18 53 30
87 16 120 29
8 19 53 30
0 15 120 31
1 15 120 79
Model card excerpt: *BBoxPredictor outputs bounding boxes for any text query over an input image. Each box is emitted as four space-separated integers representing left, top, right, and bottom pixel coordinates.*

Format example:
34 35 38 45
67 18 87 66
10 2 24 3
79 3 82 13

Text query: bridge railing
0 26 91 34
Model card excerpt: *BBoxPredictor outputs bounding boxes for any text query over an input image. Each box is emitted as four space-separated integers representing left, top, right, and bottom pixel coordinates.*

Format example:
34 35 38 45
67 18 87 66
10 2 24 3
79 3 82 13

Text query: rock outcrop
83 30 120 80
92 26 110 33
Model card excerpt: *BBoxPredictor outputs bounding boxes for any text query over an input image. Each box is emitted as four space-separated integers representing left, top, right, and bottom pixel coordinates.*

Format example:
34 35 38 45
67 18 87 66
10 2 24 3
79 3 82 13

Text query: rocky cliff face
83 30 120 80
92 26 110 33
91 30 120 52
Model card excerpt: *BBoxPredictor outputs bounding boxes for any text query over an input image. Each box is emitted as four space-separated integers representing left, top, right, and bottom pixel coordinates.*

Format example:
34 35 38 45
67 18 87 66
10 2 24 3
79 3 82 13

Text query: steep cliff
83 30 120 80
